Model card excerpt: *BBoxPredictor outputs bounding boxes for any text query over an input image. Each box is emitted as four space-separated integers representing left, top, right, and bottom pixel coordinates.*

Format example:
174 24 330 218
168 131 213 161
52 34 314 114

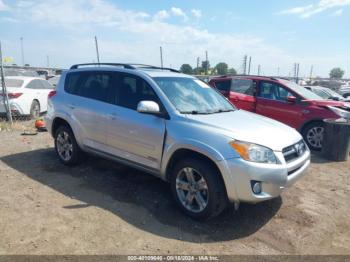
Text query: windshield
312 89 329 99
0 79 24 88
153 77 235 114
278 79 323 100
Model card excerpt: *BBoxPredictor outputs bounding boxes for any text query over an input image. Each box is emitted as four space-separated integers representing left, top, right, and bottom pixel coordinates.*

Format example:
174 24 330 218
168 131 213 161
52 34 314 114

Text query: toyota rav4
209 76 350 150
45 64 310 220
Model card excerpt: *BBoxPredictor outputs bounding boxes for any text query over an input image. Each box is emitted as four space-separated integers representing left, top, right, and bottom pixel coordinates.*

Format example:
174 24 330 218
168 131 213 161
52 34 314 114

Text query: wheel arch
164 148 229 200
299 118 324 133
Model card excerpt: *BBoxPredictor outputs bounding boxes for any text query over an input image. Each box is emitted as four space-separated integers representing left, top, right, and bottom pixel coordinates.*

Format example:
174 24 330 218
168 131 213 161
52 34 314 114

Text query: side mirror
286 96 297 103
137 101 160 115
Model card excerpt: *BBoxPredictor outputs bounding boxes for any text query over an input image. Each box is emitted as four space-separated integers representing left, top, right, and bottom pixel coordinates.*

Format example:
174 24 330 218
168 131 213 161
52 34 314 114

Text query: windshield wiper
180 110 210 115
210 109 235 114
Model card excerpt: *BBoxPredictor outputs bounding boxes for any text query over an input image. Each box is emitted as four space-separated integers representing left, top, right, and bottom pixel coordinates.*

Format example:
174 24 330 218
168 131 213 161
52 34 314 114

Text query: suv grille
282 140 307 163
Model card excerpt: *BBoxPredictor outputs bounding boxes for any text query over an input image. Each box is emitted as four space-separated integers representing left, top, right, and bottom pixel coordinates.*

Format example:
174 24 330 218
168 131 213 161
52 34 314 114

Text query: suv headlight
230 141 277 164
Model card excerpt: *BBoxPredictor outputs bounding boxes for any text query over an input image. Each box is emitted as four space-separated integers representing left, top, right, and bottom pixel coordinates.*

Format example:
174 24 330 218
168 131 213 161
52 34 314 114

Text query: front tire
302 122 324 151
170 158 227 220
54 125 82 166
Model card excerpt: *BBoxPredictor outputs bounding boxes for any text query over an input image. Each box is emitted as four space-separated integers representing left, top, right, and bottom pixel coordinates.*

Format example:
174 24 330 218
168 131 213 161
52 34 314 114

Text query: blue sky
0 0 349 77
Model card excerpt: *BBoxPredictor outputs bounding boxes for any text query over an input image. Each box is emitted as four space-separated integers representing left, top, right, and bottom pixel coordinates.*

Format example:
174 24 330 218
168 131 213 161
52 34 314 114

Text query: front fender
160 138 231 178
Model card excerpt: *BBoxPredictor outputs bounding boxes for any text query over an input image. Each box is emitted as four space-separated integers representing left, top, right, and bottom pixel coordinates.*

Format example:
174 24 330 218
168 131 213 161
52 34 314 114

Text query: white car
0 76 54 119
339 85 350 98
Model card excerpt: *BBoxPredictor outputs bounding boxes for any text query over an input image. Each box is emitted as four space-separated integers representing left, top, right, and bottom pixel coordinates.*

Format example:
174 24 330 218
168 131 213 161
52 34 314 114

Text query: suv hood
186 110 302 151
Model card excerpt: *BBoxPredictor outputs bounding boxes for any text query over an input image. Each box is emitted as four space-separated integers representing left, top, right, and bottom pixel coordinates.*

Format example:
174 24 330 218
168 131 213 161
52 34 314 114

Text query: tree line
180 62 346 79
180 62 237 76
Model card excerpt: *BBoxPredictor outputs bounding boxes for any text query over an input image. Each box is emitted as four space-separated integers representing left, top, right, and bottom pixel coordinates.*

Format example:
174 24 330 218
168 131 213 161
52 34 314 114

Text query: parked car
45 63 310 220
304 86 349 101
339 85 350 98
208 76 350 150
0 76 54 119
48 75 61 87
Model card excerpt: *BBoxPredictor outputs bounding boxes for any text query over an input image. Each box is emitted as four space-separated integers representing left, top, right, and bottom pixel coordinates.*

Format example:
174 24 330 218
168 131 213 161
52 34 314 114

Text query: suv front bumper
217 149 310 203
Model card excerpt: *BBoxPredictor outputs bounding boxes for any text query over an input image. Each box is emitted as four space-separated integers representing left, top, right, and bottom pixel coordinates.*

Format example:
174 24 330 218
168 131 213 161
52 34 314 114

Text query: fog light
252 181 262 194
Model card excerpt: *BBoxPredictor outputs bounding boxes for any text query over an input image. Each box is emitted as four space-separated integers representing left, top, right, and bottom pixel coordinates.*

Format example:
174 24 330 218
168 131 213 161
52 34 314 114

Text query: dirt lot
0 126 349 255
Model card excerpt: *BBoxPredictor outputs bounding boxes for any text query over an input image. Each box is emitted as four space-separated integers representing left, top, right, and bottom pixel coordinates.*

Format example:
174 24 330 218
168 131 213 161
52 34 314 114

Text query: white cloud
153 10 170 21
0 0 9 11
1 0 348 76
330 8 344 15
191 9 202 18
279 0 350 18
170 7 188 21
279 4 314 14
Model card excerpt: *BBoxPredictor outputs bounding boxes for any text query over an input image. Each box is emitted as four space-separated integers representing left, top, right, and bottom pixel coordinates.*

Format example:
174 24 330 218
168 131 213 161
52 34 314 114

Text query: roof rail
130 64 180 73
212 74 277 80
70 63 136 70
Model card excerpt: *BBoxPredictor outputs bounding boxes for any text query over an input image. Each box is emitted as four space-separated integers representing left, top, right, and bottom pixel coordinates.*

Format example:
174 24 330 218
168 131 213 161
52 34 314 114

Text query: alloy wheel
306 126 324 149
56 131 73 161
175 167 209 213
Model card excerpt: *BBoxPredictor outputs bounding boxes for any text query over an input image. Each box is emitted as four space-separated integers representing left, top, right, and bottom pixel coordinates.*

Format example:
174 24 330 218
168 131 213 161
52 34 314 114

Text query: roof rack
129 64 180 73
69 63 180 73
70 63 136 70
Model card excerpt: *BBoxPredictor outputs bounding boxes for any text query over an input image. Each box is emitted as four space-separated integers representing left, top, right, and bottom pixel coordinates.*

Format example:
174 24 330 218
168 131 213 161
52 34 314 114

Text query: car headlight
229 141 277 164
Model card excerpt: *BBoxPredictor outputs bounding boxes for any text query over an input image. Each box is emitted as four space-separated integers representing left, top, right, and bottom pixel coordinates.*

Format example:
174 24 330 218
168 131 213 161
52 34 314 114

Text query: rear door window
231 79 255 96
65 71 115 103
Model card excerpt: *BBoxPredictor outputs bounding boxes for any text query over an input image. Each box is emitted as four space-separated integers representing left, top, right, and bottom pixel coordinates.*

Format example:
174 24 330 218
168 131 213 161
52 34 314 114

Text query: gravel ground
0 128 349 255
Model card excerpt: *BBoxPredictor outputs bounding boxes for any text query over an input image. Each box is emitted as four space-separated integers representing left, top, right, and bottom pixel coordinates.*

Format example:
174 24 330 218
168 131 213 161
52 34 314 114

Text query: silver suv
45 63 310 220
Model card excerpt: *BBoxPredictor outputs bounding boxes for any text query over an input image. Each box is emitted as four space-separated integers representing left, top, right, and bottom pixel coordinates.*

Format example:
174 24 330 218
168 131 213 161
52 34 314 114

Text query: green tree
228 68 237 76
193 67 203 75
329 68 345 79
180 64 193 74
201 61 210 74
215 62 228 75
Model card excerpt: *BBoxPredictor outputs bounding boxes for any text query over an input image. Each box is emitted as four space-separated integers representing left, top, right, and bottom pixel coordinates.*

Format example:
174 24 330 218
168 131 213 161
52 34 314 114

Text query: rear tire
54 125 82 166
170 158 227 220
30 100 40 119
343 93 350 98
302 121 324 151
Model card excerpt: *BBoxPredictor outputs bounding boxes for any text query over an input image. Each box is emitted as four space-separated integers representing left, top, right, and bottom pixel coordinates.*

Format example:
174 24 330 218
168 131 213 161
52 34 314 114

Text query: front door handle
68 104 75 109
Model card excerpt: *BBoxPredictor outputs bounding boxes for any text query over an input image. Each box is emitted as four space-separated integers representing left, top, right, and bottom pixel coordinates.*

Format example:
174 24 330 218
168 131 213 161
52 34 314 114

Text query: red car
208 76 350 150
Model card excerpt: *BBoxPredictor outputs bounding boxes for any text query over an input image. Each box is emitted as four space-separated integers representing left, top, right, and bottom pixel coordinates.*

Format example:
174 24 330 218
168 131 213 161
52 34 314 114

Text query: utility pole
0 41 13 124
296 63 300 83
205 50 208 75
20 37 24 66
242 55 247 75
46 55 50 68
196 57 199 69
248 56 252 75
309 65 313 81
277 67 280 77
94 36 100 64
257 64 261 76
160 46 163 68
